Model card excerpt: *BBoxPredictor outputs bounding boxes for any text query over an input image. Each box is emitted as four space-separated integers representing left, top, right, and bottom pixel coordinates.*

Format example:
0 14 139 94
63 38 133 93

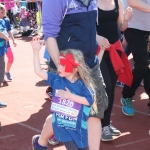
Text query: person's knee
8 56 14 64
45 114 52 125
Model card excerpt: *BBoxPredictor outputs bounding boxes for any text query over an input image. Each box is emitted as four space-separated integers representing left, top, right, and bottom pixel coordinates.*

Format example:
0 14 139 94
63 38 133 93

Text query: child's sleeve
45 72 57 87
81 84 94 106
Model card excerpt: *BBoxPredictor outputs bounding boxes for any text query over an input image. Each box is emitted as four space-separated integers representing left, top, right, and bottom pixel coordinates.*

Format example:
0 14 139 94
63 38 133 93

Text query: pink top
19 12 28 19
0 0 15 10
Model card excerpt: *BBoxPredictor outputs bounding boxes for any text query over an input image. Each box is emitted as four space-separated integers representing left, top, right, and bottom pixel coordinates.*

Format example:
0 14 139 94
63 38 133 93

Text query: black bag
22 30 33 36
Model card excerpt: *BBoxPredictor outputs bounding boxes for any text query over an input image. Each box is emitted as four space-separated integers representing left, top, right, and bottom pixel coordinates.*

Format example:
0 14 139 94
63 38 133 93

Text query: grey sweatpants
0 56 5 84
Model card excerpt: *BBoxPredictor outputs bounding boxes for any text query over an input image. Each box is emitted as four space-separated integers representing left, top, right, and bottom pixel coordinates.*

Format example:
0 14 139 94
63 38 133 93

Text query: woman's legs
100 52 118 141
100 52 118 127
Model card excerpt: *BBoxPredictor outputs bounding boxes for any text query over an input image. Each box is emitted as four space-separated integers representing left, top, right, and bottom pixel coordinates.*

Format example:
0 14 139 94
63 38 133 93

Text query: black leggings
64 141 88 150
100 51 118 127
123 28 150 98
7 10 13 24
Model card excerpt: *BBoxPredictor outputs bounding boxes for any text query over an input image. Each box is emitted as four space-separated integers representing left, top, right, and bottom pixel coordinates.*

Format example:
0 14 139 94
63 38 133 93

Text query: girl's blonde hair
0 3 6 13
60 49 98 114
0 3 9 20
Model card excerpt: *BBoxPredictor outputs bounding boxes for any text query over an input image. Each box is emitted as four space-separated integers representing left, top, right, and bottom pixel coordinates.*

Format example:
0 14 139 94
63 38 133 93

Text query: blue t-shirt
3 18 11 48
0 19 8 57
46 72 93 148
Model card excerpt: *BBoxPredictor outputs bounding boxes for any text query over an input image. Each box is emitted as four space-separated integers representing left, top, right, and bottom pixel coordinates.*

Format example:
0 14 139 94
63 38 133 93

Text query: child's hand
30 36 43 52
58 88 72 100
13 41 17 47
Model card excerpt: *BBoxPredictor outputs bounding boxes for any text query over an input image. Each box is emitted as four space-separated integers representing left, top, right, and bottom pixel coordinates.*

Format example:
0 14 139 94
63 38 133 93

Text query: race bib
51 89 81 117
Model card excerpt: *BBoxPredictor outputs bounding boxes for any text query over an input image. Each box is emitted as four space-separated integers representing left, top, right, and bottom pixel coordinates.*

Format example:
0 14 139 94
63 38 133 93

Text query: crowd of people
0 0 42 107
0 0 150 150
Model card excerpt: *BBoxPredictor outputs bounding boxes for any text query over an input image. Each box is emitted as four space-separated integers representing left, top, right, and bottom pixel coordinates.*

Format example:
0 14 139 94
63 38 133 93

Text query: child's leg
38 114 54 146
88 117 101 150
0 56 5 85
6 47 14 72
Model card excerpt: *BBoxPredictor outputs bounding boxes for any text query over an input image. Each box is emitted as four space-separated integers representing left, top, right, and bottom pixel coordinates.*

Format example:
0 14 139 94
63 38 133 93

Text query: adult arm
42 0 66 68
118 0 132 31
128 0 150 12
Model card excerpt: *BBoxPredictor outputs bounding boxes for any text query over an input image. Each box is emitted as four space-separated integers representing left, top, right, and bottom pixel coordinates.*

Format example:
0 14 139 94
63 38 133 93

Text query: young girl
30 36 97 150
19 6 29 32
0 4 17 81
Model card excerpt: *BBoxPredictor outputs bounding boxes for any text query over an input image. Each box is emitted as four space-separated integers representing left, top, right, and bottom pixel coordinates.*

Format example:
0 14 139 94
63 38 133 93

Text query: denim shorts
49 63 108 119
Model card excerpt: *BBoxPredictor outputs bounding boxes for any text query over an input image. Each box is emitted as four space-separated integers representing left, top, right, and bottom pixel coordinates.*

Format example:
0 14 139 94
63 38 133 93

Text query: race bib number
51 90 81 117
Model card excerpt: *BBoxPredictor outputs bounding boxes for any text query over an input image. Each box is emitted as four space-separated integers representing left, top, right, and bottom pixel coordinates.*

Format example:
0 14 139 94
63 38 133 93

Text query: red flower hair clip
59 53 80 73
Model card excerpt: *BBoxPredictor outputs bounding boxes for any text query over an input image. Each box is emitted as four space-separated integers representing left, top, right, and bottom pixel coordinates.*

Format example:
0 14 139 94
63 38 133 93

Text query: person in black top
96 0 132 141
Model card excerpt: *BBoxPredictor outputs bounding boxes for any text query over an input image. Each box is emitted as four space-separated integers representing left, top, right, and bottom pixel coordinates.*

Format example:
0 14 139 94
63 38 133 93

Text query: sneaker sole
102 138 114 141
120 98 135 116
48 140 59 145
116 84 124 88
0 106 7 108
111 133 121 136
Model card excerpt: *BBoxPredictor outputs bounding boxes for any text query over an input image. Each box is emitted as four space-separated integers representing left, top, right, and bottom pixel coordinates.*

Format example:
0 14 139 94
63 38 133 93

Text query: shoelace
126 98 132 108
109 124 115 130
102 126 111 136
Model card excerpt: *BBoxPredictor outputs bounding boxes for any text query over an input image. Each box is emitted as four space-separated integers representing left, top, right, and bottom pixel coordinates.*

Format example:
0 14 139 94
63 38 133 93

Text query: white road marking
0 134 15 139
115 138 150 148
